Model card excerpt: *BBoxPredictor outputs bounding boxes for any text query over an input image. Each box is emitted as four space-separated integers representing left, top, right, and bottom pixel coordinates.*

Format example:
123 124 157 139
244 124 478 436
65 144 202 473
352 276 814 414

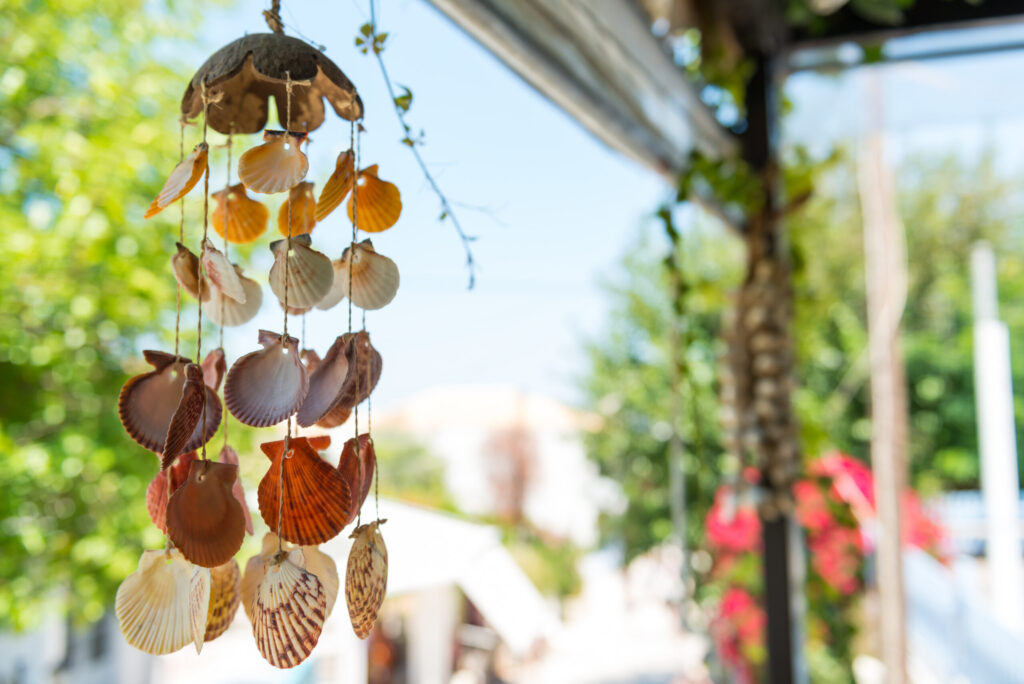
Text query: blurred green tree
0 0 206 628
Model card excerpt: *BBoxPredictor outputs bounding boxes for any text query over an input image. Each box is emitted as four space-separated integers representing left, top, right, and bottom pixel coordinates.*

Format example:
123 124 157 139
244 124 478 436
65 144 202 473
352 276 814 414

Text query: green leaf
393 85 413 113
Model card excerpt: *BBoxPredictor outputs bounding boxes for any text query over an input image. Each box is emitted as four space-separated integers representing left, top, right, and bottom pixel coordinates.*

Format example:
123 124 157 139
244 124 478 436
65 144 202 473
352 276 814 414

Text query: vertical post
859 68 909 684
971 241 1024 633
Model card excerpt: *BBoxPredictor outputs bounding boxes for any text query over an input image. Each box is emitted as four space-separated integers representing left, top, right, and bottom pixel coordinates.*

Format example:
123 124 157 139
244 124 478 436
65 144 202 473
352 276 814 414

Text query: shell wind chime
115 11 395 668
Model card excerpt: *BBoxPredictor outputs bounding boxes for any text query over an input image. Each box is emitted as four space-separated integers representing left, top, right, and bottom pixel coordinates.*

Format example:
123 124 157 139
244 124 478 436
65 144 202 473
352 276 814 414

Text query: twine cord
197 81 211 461
221 130 232 450
277 74 295 555
173 122 185 358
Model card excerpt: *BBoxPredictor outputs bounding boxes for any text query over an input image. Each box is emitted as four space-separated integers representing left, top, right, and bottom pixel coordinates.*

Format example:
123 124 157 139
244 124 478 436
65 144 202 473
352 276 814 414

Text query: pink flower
706 487 761 553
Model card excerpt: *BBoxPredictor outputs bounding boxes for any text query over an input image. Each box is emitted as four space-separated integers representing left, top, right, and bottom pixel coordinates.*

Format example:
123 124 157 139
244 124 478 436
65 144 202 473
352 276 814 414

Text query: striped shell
268 234 334 309
242 533 286 624
300 545 340 618
252 549 326 669
257 436 352 545
224 330 308 427
166 459 246 568
277 181 317 236
204 559 242 642
145 142 208 219
212 183 269 244
314 149 355 222
345 521 388 639
118 350 220 455
171 242 209 302
347 164 401 233
208 265 262 328
146 451 197 533
317 239 399 311
161 363 207 470
238 131 309 194
296 335 349 428
115 548 211 655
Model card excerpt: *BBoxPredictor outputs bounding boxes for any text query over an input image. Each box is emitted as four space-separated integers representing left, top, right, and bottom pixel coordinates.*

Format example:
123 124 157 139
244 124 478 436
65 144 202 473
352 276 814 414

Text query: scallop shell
115 548 211 655
268 234 334 309
257 436 351 545
301 349 322 373
238 131 309 194
252 549 326 669
212 183 269 244
119 351 220 454
314 149 355 222
218 444 254 535
335 331 382 411
279 301 313 316
224 330 308 427
162 363 209 470
316 403 352 429
300 545 339 618
208 265 262 328
242 533 286 624
202 239 246 303
338 434 376 524
146 451 198 533
166 459 246 568
205 559 242 642
296 335 350 428
317 239 399 311
345 521 388 639
278 181 317 236
201 347 226 393
171 242 209 302
145 142 209 219
347 165 401 233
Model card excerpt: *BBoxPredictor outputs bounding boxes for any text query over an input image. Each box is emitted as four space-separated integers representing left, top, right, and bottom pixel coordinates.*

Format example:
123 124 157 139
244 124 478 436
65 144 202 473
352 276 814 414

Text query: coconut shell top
181 34 363 134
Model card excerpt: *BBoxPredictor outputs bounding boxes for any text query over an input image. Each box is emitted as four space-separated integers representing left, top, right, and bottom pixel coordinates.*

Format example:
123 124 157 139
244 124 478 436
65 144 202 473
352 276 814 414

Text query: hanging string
347 121 364 527
277 73 295 555
301 313 306 351
173 122 186 359
221 130 233 451
197 81 211 461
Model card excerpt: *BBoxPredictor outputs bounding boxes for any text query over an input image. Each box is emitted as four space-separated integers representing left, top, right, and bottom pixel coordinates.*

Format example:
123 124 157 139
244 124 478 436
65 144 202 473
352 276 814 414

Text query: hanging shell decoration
117 19 399 667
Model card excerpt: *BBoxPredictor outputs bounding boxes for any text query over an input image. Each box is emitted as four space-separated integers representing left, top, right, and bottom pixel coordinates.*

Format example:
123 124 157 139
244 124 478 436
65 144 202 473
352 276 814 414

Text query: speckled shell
278 181 317 236
347 165 401 233
145 143 208 219
338 434 376 525
166 459 246 568
345 521 388 639
268 234 334 309
115 548 211 655
314 149 355 222
146 451 197 533
204 559 241 642
202 239 246 303
253 549 326 669
242 533 286 624
224 331 308 427
161 363 208 470
238 131 308 194
208 265 263 328
218 444 254 535
171 242 209 302
257 436 352 546
212 183 269 244
317 239 399 311
296 335 349 428
118 350 220 455
300 545 339 618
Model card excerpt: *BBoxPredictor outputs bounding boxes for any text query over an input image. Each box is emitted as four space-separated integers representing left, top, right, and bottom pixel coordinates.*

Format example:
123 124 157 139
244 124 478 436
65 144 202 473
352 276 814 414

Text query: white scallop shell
224 330 308 427
317 239 399 311
300 545 339 618
208 265 263 327
268 234 333 310
201 239 246 303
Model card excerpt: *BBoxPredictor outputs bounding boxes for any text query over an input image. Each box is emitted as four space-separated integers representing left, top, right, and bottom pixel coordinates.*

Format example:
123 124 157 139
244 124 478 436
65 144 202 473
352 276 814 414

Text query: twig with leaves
358 1 477 289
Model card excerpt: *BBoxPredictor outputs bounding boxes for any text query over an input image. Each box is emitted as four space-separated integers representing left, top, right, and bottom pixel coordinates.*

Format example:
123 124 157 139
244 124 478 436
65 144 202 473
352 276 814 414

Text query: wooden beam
424 0 736 178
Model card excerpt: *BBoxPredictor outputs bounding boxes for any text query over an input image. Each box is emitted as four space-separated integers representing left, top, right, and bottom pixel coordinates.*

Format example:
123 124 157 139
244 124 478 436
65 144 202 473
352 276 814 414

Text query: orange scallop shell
167 459 247 568
224 331 309 427
314 149 355 222
347 164 401 233
238 131 308 194
146 451 198 533
218 444 254 536
257 436 352 546
145 142 208 219
204 559 242 642
277 181 317 237
212 183 269 244
296 335 350 428
119 350 221 455
338 434 376 525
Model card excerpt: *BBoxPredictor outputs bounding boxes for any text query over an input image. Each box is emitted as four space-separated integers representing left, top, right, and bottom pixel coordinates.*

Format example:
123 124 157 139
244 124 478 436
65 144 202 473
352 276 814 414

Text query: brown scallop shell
347 165 401 233
314 149 355 222
277 181 317 237
209 265 263 328
338 434 376 525
167 459 246 568
204 559 242 642
301 349 322 373
171 242 209 302
238 131 309 194
162 363 209 470
181 33 363 135
218 444 254 535
257 436 351 546
201 239 246 303
201 347 227 393
146 451 198 533
119 351 220 455
224 330 308 427
212 183 269 244
317 239 399 311
316 403 352 429
252 549 326 669
335 331 382 411
345 521 388 639
145 142 209 219
296 335 350 428
268 234 334 309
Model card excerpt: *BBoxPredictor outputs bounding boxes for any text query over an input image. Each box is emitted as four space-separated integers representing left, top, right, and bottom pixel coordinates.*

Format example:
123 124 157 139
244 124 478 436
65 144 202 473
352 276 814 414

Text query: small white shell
238 131 309 194
201 239 246 303
224 330 308 427
208 265 263 327
317 239 399 311
268 234 334 310
252 549 326 669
